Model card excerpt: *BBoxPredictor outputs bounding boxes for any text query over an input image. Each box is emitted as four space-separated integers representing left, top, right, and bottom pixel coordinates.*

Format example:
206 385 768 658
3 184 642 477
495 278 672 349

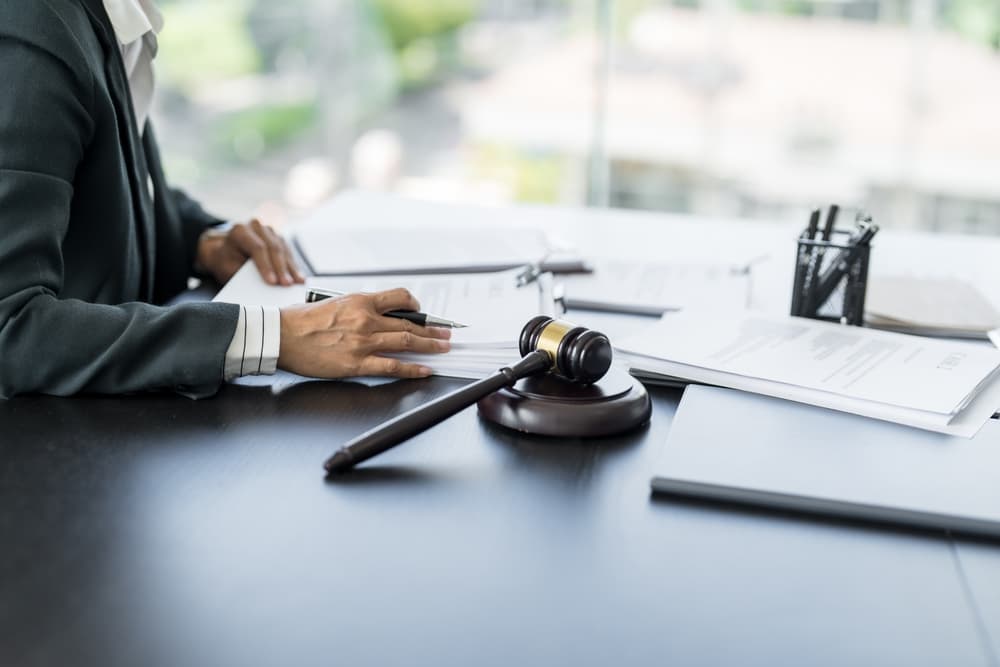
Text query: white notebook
651 385 1000 539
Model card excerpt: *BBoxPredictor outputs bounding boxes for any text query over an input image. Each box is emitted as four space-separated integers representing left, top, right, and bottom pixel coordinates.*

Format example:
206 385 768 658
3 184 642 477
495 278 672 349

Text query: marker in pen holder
790 223 872 326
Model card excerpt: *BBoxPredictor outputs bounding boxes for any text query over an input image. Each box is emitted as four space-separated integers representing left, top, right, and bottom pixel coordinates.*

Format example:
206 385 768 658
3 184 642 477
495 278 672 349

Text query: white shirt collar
102 0 163 45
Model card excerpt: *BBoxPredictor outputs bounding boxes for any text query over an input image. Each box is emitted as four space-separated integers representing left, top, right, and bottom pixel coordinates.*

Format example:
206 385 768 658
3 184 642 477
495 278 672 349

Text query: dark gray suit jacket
0 0 241 398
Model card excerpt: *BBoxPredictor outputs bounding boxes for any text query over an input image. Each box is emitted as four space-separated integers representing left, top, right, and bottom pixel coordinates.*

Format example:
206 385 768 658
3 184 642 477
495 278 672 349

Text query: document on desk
214 263 556 379
619 311 1000 436
291 191 588 276
558 259 752 316
866 276 1000 339
295 224 573 276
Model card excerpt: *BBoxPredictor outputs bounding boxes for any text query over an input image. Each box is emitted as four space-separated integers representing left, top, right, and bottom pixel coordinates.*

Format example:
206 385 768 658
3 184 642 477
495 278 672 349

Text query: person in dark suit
0 0 451 398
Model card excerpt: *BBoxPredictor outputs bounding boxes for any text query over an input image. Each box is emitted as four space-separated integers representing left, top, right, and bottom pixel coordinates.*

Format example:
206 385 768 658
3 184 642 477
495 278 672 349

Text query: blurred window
152 0 1000 233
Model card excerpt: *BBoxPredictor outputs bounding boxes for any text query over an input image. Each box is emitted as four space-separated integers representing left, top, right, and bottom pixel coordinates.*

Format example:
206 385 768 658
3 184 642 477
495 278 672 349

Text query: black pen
820 204 839 242
805 204 839 313
305 287 468 329
809 220 879 311
800 208 823 313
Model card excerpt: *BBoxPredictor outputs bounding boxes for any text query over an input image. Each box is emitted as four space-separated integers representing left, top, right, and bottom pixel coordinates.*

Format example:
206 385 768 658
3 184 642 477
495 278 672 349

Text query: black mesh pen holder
790 228 872 326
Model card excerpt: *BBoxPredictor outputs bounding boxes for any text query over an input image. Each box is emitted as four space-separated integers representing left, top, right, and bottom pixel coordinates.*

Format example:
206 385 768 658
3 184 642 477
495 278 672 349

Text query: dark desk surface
1 374 997 666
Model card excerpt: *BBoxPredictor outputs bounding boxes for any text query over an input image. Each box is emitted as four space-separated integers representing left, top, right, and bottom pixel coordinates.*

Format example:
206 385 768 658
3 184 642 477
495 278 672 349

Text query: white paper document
866 276 1000 339
290 191 586 276
619 311 1000 436
295 224 556 276
558 259 752 316
214 263 555 379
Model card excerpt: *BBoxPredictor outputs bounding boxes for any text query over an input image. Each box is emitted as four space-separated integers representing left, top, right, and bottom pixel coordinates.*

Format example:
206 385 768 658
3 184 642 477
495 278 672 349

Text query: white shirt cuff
224 305 281 381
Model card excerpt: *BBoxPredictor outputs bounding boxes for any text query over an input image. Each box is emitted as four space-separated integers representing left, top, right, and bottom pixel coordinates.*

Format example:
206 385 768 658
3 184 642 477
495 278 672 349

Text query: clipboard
293 226 589 277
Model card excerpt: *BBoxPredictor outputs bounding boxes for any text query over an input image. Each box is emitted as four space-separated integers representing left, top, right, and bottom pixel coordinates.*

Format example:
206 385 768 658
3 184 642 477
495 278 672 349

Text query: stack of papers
866 276 1000 339
214 264 556 379
618 311 1000 436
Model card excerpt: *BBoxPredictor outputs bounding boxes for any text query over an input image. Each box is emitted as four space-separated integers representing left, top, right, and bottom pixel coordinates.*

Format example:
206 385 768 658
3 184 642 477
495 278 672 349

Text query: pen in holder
791 207 877 326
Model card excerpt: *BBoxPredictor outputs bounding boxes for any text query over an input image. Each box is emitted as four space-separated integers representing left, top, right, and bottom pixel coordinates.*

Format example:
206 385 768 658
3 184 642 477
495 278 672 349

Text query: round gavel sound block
478 366 651 437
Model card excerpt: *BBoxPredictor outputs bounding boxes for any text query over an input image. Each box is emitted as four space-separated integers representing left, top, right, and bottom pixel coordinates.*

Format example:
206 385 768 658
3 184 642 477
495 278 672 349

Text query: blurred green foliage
156 0 998 187
681 0 1000 46
211 103 318 162
157 1 482 163
368 0 478 87
369 0 478 50
157 1 259 94
474 144 567 203
945 0 1000 50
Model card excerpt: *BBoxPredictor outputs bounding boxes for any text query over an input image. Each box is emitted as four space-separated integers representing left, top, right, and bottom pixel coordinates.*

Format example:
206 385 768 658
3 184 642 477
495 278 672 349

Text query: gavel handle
324 350 552 475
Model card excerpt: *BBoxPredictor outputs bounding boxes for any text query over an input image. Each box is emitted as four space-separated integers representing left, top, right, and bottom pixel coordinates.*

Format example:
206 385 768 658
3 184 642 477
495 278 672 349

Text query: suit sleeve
0 35 239 398
173 185 225 270
172 187 226 230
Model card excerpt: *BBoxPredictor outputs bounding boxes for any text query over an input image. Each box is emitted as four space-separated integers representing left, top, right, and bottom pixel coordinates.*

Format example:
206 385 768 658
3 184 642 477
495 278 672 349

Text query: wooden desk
1 375 995 666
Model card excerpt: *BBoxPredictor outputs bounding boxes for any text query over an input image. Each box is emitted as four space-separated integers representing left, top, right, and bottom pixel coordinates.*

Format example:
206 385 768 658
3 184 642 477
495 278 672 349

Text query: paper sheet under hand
214 263 555 379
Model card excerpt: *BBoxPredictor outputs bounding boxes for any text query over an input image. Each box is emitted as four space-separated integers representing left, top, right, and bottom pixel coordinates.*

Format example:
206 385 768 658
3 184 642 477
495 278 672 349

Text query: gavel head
518 316 613 384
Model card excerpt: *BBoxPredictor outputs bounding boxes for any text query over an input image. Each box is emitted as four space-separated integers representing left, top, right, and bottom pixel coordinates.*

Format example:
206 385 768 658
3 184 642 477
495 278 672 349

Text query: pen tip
454 323 469 328
324 450 354 475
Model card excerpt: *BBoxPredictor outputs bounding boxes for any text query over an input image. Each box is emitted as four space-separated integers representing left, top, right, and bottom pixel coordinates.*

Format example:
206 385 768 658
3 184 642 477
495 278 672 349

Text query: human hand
278 288 452 379
195 218 306 286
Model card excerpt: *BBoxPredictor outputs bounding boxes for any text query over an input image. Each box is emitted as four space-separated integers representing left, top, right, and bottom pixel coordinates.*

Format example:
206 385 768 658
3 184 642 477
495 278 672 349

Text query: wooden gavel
324 316 614 475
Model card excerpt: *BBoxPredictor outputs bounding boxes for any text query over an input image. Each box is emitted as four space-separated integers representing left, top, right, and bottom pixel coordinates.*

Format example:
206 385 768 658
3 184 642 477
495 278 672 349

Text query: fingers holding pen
277 289 451 380
371 287 421 314
374 314 452 340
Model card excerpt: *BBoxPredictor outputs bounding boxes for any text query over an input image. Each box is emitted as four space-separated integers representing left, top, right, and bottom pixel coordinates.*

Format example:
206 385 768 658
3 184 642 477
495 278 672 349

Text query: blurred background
151 0 1000 233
